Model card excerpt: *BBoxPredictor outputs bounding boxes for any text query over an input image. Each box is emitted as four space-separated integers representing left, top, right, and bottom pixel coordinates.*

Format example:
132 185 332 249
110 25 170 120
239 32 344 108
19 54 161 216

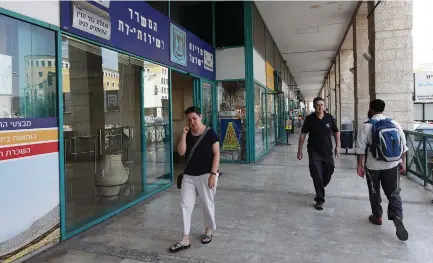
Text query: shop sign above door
60 0 215 80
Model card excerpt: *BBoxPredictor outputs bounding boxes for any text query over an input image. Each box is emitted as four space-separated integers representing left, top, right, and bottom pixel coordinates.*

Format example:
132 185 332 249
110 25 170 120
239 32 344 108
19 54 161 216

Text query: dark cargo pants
366 166 403 220
308 150 335 203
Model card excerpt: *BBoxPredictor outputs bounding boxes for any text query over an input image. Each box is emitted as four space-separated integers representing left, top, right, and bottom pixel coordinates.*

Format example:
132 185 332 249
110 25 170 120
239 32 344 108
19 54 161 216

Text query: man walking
356 99 409 241
297 97 340 210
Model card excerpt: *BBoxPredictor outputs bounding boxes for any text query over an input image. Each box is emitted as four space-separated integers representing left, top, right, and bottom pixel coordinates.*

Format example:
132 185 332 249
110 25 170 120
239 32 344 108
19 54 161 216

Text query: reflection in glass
217 81 246 161
62 37 171 232
267 92 275 145
254 84 266 157
142 62 171 186
0 14 57 119
202 82 212 127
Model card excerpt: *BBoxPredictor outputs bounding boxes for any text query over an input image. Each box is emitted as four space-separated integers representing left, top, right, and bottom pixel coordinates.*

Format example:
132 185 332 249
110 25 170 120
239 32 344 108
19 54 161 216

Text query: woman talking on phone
169 106 220 253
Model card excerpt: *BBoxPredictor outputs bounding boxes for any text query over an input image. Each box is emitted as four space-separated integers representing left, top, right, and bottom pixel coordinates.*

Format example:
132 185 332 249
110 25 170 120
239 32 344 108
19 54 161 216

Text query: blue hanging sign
60 0 215 80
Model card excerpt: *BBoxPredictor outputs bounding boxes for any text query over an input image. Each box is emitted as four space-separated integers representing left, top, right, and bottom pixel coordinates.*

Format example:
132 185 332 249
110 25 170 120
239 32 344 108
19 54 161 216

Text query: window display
217 81 246 161
62 36 171 233
267 92 276 145
254 84 266 157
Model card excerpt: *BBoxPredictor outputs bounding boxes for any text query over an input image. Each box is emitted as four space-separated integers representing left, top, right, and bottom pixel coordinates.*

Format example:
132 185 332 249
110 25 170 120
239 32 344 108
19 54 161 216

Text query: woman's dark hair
370 99 385 113
184 106 201 115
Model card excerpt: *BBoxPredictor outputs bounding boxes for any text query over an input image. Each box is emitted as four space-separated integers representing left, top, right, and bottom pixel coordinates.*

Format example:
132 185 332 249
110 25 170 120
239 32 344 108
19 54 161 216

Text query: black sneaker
314 201 324 210
393 216 408 241
368 215 383 225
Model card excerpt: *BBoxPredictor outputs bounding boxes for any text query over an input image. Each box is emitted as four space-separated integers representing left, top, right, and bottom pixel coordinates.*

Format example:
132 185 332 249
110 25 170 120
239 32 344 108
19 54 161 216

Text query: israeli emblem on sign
170 23 187 66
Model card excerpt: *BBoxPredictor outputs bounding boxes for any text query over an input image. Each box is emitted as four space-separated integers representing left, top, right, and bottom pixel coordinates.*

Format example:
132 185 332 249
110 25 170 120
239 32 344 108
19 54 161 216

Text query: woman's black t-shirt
184 128 219 176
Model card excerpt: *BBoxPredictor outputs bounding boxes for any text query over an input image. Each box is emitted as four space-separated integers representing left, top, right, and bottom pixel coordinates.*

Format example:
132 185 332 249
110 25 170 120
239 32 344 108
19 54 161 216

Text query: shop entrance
171 71 194 175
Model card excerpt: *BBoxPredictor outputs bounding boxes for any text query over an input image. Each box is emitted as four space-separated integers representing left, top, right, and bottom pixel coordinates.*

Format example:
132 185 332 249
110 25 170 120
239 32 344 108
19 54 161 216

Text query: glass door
201 82 213 128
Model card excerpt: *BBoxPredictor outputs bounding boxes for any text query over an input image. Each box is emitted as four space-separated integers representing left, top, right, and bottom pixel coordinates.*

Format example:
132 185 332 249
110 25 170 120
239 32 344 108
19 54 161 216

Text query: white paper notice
72 1 111 40
203 50 214 72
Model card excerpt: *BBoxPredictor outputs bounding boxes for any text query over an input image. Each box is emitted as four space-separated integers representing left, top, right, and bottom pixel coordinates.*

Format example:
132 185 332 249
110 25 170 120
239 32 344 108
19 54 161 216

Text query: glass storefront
0 13 61 262
254 84 265 158
202 82 213 128
62 36 171 232
267 91 276 146
253 83 280 158
0 15 57 119
217 81 246 161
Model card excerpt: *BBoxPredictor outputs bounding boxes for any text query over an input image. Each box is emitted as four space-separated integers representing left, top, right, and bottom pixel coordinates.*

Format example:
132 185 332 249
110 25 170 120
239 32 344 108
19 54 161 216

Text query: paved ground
26 136 433 263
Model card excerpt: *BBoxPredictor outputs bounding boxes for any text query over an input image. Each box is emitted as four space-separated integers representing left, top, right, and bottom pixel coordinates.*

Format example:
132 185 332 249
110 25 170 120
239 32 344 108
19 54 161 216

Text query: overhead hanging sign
60 0 215 80
414 72 433 103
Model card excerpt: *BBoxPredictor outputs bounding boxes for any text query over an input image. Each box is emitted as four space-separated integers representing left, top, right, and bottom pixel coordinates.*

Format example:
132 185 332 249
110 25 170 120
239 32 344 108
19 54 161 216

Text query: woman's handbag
177 127 210 189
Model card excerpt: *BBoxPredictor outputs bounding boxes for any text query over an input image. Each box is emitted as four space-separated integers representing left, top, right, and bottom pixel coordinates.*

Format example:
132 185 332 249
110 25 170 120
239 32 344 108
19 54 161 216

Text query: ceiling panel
255 1 358 100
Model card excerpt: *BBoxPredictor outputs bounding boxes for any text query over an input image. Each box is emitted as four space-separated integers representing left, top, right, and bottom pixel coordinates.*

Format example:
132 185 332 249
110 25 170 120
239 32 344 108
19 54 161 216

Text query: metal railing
145 124 168 146
404 130 433 186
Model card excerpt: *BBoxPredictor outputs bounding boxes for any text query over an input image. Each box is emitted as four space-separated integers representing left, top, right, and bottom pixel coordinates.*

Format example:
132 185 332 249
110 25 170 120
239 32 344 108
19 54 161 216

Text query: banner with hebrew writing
0 117 60 263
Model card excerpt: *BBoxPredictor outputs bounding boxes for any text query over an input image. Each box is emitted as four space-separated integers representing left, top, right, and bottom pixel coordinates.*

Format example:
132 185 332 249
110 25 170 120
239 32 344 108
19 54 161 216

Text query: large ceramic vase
95 155 129 199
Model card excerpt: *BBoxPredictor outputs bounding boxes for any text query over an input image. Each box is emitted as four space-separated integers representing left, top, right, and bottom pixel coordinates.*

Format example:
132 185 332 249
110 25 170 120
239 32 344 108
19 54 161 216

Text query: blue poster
60 1 215 80
220 119 242 151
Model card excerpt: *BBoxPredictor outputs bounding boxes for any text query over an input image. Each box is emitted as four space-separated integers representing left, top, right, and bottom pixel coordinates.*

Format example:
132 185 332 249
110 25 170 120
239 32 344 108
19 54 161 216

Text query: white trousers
180 173 218 236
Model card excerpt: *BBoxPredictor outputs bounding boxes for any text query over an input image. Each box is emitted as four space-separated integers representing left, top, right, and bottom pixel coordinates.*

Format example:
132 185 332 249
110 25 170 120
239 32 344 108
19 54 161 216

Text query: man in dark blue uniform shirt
297 97 340 210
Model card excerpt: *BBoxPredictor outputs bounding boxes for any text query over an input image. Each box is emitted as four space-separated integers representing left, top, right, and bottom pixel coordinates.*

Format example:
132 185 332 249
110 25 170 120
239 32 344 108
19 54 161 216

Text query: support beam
353 2 370 131
367 1 414 130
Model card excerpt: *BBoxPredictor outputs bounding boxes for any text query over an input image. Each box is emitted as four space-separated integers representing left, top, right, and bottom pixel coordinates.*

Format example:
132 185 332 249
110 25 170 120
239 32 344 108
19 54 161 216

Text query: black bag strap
184 127 210 172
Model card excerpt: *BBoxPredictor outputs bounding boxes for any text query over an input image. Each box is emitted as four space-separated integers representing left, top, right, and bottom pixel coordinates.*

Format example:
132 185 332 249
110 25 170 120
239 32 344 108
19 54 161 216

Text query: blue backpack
367 118 403 162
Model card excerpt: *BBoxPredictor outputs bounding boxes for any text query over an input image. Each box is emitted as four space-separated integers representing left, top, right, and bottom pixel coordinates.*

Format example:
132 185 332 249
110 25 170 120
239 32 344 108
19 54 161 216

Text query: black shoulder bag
177 127 210 189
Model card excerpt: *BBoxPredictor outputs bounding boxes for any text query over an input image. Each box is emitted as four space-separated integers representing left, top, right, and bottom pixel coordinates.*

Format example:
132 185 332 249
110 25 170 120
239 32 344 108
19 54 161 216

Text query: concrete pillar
368 1 414 130
353 2 370 131
340 49 355 128
335 57 341 127
330 65 336 116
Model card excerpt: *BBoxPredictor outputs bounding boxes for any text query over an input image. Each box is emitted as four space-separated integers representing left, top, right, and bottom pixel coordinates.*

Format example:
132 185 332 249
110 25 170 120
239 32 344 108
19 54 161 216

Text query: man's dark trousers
308 149 335 203
366 166 403 220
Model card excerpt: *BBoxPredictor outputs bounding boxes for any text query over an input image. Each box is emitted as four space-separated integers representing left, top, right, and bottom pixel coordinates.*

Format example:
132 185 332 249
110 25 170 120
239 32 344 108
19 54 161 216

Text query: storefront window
267 92 276 145
0 15 57 119
217 81 246 161
142 62 171 187
202 82 213 128
0 14 59 262
254 84 266 158
62 36 171 232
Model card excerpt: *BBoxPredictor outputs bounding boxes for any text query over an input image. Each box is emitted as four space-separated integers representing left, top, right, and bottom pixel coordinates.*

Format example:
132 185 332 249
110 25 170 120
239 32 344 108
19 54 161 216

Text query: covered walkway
26 135 433 263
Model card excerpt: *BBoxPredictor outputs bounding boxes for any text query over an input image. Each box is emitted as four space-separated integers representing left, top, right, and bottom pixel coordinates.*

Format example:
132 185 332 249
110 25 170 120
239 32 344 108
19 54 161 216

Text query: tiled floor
26 136 433 263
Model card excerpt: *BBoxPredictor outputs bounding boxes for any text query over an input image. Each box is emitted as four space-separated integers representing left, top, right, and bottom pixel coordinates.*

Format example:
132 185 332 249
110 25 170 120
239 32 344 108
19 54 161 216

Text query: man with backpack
356 99 409 241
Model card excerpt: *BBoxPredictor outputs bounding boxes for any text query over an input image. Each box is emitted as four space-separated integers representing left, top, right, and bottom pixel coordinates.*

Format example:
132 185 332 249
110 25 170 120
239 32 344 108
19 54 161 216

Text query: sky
413 0 433 70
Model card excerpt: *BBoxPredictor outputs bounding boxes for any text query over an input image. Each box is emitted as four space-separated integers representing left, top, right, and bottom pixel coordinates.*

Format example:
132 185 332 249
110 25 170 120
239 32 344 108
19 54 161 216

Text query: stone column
330 65 336 116
368 1 413 130
340 49 355 128
335 57 341 127
353 2 370 131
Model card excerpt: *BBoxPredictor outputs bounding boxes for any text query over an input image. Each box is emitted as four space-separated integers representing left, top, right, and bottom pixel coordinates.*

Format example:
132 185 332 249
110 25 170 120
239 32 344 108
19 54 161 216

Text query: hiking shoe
393 216 408 241
368 215 383 225
314 201 324 210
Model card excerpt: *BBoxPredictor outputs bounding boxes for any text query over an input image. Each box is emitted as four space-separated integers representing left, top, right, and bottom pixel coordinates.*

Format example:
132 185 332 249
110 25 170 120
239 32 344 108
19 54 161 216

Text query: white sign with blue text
415 72 433 103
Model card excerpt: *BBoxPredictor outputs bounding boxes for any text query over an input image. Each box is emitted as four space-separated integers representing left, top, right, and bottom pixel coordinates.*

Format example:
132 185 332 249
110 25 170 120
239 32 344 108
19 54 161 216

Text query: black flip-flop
169 243 190 253
201 234 212 244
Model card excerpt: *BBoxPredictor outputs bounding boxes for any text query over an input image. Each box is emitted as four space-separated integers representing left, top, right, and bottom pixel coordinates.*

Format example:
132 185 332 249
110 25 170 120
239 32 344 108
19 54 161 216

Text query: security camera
362 52 372 61
349 68 356 74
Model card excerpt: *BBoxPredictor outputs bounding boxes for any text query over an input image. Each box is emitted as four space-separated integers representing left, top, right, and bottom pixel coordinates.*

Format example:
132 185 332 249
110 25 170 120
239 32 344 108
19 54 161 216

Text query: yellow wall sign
266 62 274 90
222 122 241 151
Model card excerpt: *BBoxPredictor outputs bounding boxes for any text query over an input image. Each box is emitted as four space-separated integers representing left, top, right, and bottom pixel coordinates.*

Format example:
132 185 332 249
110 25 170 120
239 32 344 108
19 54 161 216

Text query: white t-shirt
355 114 408 170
